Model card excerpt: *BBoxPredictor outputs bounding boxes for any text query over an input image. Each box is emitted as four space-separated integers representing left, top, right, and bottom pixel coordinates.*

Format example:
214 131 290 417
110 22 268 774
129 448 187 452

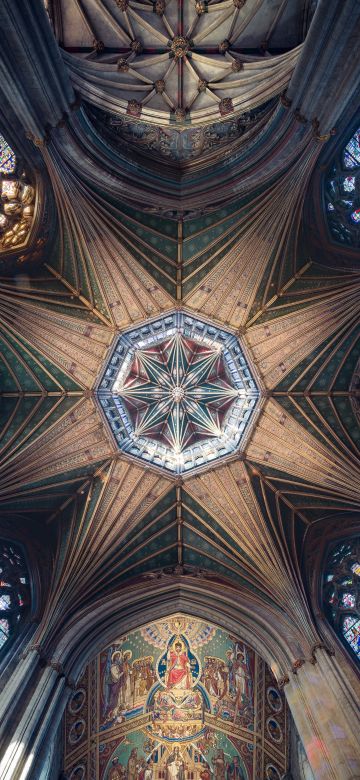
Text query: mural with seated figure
64 616 288 779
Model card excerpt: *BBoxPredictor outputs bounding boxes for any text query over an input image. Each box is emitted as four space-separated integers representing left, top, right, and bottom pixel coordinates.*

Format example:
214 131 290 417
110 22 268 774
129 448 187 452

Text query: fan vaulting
1 1 360 776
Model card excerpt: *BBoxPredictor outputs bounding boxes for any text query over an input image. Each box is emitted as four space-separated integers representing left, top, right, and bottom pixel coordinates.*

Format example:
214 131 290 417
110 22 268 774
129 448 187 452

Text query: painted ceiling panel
1 4 360 737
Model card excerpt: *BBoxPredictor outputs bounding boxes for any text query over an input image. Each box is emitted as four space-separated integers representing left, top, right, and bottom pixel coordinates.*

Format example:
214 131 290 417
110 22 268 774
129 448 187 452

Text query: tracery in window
324 127 360 247
0 134 35 252
0 134 16 174
0 541 30 652
324 538 360 662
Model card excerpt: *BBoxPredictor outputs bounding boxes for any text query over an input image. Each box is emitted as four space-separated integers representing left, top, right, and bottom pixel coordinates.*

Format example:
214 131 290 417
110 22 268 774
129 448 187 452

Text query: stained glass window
0 135 35 251
0 540 30 653
324 538 360 662
0 134 16 174
324 127 360 247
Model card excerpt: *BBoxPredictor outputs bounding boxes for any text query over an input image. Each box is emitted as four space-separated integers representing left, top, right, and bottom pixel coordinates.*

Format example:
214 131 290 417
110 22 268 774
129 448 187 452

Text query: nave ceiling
0 0 359 687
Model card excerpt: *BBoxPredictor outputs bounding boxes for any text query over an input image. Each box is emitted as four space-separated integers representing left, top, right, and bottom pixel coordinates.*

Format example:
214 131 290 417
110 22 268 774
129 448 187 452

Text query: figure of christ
165 640 192 690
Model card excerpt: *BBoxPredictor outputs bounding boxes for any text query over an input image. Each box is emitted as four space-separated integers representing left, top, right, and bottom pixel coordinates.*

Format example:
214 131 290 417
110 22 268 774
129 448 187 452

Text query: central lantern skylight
97 312 260 473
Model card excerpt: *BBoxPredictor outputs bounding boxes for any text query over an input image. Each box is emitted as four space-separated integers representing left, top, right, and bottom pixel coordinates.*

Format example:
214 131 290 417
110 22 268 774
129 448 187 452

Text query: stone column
0 649 39 742
284 649 360 780
0 0 74 143
0 665 65 780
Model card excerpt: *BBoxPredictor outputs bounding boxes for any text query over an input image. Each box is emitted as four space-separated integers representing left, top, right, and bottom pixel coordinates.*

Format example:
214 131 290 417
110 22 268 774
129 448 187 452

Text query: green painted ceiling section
36 474 280 603
70 484 274 602
0 395 73 454
49 228 111 319
0 328 81 392
249 264 356 326
276 393 359 456
0 460 107 518
104 488 178 585
247 461 359 522
274 325 359 392
248 467 314 574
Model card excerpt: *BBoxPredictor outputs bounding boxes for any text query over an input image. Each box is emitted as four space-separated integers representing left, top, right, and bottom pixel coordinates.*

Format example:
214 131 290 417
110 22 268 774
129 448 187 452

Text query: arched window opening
0 540 30 653
324 126 360 247
0 134 35 252
324 538 360 662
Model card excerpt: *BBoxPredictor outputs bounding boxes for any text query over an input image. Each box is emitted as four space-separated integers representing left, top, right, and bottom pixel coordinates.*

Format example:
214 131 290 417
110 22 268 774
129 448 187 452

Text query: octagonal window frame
96 310 261 475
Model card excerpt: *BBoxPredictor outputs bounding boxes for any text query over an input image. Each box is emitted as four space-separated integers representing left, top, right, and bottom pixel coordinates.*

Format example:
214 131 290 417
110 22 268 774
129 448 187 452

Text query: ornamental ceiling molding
63 45 300 127
37 114 323 313
49 103 315 211
0 288 113 388
0 374 359 504
37 459 172 639
183 459 316 626
0 398 113 501
184 134 322 320
88 99 275 166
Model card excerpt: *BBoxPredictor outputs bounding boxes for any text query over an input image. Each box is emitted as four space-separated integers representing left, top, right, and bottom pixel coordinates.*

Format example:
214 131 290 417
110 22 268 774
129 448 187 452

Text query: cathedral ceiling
0 0 360 683
52 0 310 128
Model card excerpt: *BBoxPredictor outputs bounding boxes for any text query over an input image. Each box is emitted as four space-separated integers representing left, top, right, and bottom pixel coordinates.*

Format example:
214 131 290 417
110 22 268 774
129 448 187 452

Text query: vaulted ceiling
0 0 359 680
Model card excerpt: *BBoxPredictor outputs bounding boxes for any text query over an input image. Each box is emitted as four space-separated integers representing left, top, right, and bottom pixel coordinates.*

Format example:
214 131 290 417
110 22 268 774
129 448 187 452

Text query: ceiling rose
96 311 260 473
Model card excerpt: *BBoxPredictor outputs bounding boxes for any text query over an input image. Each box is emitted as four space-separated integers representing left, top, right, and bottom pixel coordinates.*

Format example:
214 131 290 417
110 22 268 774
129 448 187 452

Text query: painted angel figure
227 640 252 721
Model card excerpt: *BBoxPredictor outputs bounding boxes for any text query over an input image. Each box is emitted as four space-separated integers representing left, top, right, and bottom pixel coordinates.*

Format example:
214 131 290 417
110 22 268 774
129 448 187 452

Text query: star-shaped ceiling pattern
1 0 360 675
96 312 259 472
1 163 359 653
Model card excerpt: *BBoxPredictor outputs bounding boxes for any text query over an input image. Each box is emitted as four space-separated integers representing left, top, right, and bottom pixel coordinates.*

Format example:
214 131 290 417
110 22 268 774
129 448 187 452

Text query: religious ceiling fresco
96 311 260 473
64 616 288 780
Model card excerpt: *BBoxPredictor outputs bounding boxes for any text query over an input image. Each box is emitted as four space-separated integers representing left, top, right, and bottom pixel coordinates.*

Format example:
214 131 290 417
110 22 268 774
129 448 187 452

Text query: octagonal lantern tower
96 312 260 474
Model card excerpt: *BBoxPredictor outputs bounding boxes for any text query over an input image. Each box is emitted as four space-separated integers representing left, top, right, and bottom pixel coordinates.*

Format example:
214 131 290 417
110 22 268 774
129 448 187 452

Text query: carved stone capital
292 658 306 674
278 674 290 689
